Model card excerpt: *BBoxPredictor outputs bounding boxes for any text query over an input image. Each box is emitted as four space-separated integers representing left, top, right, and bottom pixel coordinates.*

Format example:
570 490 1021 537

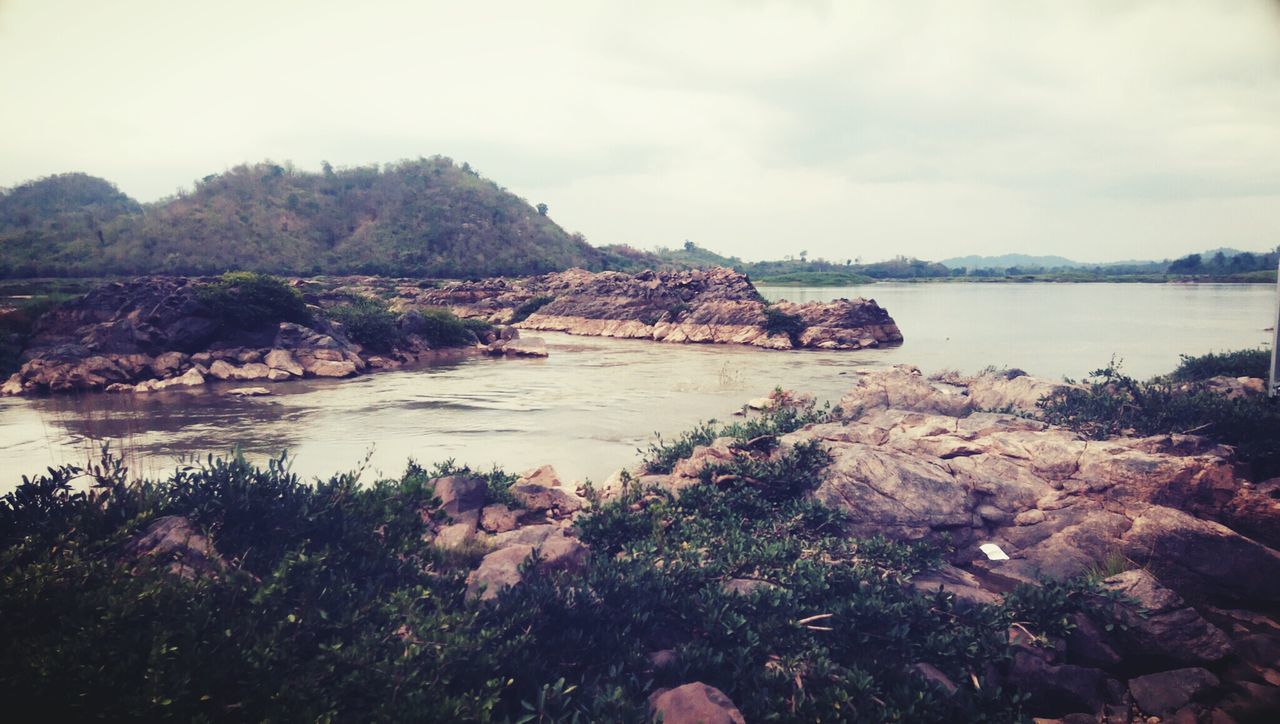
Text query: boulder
126 516 224 579
1129 668 1220 718
264 348 304 376
647 682 746 724
305 358 358 378
149 350 189 378
465 531 589 601
1099 570 1232 664
225 387 271 397
479 504 519 534
431 476 488 517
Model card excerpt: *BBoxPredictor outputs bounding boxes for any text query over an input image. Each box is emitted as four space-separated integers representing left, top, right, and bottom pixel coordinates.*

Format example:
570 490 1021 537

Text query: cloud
1 0 1277 262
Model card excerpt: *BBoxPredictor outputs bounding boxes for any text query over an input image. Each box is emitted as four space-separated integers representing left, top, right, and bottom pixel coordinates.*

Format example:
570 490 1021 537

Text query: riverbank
2 353 1277 721
1 268 905 396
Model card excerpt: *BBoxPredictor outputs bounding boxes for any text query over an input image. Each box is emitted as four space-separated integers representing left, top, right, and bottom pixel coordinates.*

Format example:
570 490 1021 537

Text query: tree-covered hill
0 158 610 278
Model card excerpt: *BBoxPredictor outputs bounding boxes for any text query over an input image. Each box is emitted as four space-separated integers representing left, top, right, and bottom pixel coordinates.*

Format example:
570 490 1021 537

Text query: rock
479 504 519 533
510 466 586 517
208 359 238 380
647 682 746 724
235 362 271 380
912 662 959 695
149 350 188 377
1008 648 1112 717
1119 506 1280 603
1 373 22 395
1065 613 1123 668
431 476 488 517
267 368 291 382
1129 668 1220 718
420 267 900 351
126 516 224 579
721 578 779 596
1100 570 1232 664
465 531 589 601
225 387 271 397
305 358 358 378
434 518 479 549
910 565 1002 606
264 348 304 376
499 337 548 357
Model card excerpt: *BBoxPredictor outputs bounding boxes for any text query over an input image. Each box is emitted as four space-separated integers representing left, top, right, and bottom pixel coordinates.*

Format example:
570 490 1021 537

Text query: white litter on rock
979 543 1010 561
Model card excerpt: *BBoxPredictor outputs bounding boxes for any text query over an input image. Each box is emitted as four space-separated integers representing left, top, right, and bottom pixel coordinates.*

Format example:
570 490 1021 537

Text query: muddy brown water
1 282 1272 488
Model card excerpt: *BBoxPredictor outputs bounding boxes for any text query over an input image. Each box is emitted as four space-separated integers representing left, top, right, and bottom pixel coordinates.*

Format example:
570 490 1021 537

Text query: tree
536 203 548 216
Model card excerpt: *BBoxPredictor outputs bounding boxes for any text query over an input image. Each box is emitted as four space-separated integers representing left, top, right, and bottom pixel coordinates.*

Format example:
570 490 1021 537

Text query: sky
1 0 1278 263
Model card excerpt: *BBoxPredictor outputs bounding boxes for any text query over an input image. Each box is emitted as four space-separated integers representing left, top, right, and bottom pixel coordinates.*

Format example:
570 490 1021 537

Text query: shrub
196 271 310 329
415 307 477 348
510 295 554 323
0 292 75 374
761 305 807 343
1172 348 1269 381
1038 358 1280 478
327 295 401 352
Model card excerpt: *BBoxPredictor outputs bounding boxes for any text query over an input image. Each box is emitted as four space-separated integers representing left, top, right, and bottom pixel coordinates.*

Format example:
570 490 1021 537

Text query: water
1 283 1272 487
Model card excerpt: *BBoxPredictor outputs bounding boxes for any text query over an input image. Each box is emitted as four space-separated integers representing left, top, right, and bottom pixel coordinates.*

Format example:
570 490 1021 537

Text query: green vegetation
196 272 311 329
0 293 76 374
641 396 837 474
754 271 874 286
509 295 554 323
408 307 479 348
0 159 614 278
1 410 1098 721
762 305 808 344
1171 348 1269 381
1038 352 1280 478
328 295 401 353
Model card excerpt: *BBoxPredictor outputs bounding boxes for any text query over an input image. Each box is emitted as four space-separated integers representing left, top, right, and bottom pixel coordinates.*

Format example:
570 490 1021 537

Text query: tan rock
264 348 304 376
647 682 746 724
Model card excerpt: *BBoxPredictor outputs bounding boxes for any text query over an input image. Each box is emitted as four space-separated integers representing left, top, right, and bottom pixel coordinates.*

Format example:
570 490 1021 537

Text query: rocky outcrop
409 267 902 351
2 277 530 395
628 367 1280 719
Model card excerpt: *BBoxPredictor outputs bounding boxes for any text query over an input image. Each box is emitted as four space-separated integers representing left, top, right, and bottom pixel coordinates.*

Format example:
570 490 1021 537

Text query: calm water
1 283 1272 488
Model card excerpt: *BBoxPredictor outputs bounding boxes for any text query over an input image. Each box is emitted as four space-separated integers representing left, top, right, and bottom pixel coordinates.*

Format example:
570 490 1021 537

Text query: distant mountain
939 254 1086 270
0 158 612 278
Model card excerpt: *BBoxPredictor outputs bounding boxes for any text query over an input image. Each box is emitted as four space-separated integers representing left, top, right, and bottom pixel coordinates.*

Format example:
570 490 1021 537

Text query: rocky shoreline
420 367 1280 721
0 276 549 396
349 266 903 350
2 267 900 396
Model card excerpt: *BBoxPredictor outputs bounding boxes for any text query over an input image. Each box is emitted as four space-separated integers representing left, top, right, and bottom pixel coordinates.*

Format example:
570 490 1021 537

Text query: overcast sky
1 0 1278 262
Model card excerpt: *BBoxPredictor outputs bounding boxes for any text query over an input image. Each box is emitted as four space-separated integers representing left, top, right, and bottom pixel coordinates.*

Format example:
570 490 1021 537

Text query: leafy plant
1171 348 1269 381
761 305 807 344
196 271 310 329
327 294 401 353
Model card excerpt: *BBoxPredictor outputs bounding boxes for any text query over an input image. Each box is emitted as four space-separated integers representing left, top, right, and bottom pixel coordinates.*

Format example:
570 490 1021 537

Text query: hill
0 159 610 278
939 253 1085 270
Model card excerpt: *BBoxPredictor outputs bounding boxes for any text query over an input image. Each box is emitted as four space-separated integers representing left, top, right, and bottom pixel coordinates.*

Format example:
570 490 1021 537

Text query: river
1 282 1273 487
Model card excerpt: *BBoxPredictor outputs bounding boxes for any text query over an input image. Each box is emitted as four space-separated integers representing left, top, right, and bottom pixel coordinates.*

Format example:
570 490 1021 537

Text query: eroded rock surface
411 266 902 351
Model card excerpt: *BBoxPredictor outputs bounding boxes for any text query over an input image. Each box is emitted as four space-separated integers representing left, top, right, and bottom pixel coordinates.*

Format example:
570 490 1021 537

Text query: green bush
510 295 554 323
762 305 807 343
196 271 310 330
0 292 75 374
415 307 477 348
327 295 401 353
1038 358 1280 478
1 420 1101 719
1172 348 1270 381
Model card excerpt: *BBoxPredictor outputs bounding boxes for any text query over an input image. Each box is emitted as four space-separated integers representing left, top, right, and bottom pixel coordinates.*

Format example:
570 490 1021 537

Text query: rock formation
1 277 526 395
402 267 902 350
